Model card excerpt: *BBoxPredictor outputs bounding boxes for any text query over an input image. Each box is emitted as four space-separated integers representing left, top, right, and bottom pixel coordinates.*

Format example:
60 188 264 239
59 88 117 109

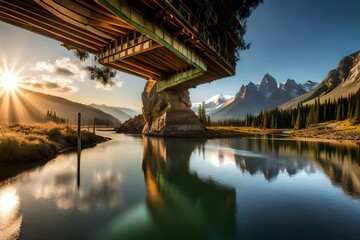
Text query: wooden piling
93 118 96 134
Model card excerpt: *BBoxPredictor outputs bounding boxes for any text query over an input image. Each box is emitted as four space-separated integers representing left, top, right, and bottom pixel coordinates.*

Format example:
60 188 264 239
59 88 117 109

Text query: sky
1 0 360 111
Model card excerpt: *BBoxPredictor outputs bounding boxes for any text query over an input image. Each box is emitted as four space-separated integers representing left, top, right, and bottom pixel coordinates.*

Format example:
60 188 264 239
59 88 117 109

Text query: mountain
192 94 233 114
89 103 138 123
0 88 120 125
210 74 318 120
280 50 360 109
301 80 319 92
118 107 140 118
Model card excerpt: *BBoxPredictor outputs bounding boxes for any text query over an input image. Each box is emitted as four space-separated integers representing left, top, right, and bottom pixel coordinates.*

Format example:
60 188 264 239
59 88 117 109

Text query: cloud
23 57 86 92
23 57 124 92
95 80 124 91
20 77 78 93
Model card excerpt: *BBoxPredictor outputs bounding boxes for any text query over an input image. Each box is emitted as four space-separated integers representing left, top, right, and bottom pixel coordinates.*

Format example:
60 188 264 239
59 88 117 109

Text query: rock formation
141 80 206 136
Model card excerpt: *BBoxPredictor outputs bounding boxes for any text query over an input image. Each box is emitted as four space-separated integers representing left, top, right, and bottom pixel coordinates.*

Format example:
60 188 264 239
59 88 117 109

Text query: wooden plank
105 61 153 79
34 0 113 39
55 0 134 29
0 14 97 53
1 0 108 44
0 6 99 51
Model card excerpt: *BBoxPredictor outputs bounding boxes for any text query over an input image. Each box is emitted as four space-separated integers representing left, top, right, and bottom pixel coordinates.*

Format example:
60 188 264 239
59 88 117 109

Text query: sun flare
0 72 18 90
0 62 21 91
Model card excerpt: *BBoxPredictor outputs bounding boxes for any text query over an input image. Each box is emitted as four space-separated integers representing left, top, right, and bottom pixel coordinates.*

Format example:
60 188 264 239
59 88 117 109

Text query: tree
86 66 117 86
294 104 303 130
73 49 89 62
354 100 360 120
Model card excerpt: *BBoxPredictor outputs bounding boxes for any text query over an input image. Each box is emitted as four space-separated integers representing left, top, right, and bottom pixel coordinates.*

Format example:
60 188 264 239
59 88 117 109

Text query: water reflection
0 187 22 240
102 137 237 239
142 137 236 238
205 138 360 197
33 156 124 211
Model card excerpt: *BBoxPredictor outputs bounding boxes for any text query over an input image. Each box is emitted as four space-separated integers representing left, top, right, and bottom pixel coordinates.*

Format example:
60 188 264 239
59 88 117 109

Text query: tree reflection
216 138 360 197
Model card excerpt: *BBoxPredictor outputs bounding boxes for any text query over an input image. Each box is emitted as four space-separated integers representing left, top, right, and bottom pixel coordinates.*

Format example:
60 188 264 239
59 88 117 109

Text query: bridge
0 0 239 135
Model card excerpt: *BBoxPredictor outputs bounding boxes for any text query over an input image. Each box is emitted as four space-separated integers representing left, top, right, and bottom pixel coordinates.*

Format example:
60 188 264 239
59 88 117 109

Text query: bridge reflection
141 137 236 239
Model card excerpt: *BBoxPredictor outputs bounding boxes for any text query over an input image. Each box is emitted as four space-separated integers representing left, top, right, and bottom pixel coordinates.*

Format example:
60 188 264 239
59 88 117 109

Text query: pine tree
354 100 360 120
294 104 303 130
306 107 314 127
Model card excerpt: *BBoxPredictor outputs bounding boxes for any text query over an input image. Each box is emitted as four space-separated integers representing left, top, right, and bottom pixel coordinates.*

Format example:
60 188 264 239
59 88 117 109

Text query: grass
290 118 360 142
206 126 279 137
0 122 106 165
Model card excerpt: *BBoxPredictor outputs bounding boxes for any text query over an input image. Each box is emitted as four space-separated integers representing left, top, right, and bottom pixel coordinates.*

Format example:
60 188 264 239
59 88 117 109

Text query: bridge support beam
142 80 206 136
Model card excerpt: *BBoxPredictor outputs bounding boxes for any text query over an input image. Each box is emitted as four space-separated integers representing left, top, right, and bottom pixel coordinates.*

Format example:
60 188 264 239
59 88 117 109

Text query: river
1 132 360 240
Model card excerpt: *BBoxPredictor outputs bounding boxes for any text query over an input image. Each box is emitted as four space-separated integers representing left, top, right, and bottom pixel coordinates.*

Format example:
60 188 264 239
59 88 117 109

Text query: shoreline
0 123 109 181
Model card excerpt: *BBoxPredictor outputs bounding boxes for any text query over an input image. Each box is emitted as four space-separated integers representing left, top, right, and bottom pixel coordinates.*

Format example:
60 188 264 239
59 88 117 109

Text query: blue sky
1 0 360 110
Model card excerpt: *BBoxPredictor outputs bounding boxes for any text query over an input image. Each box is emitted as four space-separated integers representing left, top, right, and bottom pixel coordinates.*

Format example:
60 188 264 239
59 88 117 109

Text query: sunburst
0 61 21 91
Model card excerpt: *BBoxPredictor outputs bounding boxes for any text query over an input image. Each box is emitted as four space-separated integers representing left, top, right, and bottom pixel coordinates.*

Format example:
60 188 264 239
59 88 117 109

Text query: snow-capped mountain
300 80 319 92
192 94 233 114
210 74 318 120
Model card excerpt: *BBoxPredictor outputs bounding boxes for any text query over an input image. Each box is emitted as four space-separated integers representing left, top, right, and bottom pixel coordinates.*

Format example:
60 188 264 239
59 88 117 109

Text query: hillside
210 74 318 120
281 50 360 109
0 88 120 125
89 103 133 123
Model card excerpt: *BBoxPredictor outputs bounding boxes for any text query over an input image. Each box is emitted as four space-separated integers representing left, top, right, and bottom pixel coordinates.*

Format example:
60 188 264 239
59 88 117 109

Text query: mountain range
0 88 129 125
208 74 318 120
191 94 233 114
89 103 140 123
280 50 360 109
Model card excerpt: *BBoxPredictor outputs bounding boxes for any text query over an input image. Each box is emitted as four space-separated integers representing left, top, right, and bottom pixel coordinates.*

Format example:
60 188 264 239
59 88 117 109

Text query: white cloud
23 57 87 92
22 57 124 93
95 80 123 91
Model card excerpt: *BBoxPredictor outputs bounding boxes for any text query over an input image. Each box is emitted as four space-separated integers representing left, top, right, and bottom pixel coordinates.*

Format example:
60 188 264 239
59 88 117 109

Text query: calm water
1 133 360 240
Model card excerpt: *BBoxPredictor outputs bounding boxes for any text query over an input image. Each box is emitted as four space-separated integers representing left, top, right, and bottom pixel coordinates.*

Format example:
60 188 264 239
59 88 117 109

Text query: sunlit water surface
1 132 360 240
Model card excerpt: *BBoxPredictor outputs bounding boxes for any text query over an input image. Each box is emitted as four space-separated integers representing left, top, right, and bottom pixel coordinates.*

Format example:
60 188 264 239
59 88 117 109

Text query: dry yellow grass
0 123 105 165
207 126 278 136
290 118 360 142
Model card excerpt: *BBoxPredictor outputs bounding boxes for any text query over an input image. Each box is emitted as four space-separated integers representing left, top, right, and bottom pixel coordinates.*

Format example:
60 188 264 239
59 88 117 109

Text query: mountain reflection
208 138 360 197
141 137 236 239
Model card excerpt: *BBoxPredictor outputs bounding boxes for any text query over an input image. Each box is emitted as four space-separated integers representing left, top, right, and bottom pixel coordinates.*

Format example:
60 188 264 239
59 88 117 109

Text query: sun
0 61 22 91
0 72 18 90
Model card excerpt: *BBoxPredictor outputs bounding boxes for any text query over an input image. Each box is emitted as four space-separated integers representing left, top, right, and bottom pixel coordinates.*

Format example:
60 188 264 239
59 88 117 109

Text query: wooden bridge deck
0 0 236 91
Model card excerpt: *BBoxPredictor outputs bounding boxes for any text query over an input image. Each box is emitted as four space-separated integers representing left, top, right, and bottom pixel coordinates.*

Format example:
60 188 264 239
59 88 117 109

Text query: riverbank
289 119 360 144
206 126 282 138
0 123 108 166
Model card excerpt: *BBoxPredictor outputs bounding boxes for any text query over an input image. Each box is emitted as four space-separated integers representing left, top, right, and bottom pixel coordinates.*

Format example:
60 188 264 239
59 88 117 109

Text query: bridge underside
0 0 235 91
0 0 236 135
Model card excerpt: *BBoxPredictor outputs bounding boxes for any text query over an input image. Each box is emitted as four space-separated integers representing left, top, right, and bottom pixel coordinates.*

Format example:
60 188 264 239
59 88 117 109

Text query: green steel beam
98 0 207 91
156 68 203 92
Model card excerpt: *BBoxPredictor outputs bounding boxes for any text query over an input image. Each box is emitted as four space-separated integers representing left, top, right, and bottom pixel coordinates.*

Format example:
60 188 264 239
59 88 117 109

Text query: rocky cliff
141 80 206 136
280 50 360 109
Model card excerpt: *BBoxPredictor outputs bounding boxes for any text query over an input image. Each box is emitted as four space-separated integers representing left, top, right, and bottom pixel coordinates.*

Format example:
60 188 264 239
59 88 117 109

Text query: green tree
73 49 89 62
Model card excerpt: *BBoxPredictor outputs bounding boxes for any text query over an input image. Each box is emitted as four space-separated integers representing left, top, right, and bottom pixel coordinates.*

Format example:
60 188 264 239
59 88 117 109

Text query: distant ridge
89 103 136 123
280 50 360 109
0 88 120 125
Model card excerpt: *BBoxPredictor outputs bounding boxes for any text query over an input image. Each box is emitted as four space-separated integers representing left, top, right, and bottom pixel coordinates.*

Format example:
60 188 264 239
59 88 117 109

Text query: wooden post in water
78 113 81 151
93 118 96 135
77 112 81 187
